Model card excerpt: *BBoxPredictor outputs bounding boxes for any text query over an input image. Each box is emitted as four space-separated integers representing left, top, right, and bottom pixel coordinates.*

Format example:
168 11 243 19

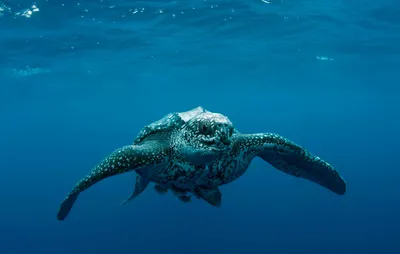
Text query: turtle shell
133 106 207 145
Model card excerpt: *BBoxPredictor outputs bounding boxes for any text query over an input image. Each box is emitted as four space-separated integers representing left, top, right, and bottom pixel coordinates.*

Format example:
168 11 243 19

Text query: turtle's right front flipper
57 143 169 221
234 133 346 195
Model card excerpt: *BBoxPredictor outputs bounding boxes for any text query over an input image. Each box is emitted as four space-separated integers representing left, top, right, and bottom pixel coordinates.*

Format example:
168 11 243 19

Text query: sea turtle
124 106 218 204
57 106 346 221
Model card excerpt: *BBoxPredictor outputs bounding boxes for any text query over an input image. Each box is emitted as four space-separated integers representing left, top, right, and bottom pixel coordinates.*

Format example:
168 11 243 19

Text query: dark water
1 0 399 253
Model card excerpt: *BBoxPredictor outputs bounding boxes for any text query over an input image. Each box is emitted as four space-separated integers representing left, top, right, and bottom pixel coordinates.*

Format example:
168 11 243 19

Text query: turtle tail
57 146 140 221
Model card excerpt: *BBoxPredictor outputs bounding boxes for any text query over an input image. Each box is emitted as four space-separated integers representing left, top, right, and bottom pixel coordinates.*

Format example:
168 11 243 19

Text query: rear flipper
177 195 192 203
170 186 188 197
121 175 150 205
154 184 169 194
194 186 222 207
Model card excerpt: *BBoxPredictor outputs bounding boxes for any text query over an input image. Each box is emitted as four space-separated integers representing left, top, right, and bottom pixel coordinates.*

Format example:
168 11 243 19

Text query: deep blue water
1 0 400 253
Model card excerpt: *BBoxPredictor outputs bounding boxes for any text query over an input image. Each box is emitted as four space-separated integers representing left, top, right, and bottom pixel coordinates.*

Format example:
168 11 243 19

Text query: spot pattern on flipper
233 133 346 195
149 125 345 199
57 142 170 220
75 144 168 193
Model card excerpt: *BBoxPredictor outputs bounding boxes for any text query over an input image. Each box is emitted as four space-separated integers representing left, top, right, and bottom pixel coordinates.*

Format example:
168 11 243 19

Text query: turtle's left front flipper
235 133 346 195
57 142 169 221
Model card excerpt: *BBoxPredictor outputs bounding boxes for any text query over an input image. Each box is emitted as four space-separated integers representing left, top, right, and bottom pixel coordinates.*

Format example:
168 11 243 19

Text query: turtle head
178 112 235 165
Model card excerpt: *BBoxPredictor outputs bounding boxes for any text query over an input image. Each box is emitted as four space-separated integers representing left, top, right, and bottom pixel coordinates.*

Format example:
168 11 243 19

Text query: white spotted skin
142 129 254 192
142 129 346 196
133 106 207 145
57 142 170 221
57 107 346 221
132 112 246 191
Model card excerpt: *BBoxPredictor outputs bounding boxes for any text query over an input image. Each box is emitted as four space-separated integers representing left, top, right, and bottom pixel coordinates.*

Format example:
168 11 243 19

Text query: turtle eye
199 122 211 135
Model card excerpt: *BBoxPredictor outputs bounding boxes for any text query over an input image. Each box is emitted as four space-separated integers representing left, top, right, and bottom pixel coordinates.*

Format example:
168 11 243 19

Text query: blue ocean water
1 0 399 253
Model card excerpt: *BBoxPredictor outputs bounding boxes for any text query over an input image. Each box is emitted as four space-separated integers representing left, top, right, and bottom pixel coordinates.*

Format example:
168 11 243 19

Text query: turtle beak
221 133 230 145
217 130 231 146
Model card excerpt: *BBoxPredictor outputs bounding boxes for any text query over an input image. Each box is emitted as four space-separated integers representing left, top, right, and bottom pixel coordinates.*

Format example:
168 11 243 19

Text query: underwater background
1 0 399 253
